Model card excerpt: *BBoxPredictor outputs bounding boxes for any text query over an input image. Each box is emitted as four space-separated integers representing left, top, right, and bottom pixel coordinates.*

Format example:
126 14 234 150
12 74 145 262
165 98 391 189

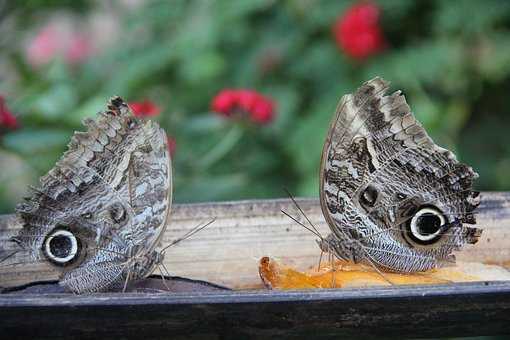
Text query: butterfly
318 77 482 273
7 97 172 293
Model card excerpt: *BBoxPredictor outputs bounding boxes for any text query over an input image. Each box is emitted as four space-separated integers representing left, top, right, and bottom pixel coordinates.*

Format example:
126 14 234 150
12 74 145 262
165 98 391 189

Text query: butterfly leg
360 251 395 285
155 254 172 291
160 261 171 278
328 251 338 288
122 267 131 293
157 264 171 291
317 248 324 272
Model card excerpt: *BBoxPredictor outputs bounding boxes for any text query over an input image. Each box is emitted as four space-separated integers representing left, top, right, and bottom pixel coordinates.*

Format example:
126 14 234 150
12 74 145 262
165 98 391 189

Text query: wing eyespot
406 206 446 245
359 185 379 209
43 229 81 265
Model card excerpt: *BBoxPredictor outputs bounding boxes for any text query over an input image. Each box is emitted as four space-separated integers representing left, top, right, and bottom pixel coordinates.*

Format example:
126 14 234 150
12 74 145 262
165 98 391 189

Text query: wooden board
1 192 510 289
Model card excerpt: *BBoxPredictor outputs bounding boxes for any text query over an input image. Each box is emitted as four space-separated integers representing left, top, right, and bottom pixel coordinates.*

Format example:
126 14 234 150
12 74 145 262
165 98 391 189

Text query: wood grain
1 192 510 290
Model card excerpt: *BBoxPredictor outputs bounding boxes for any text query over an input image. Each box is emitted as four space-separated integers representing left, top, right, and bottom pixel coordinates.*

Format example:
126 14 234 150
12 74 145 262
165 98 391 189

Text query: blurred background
0 0 509 214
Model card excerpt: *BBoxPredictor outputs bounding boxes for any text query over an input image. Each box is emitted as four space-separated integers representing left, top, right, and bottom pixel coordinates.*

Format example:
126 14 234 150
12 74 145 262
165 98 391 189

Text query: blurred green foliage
1 0 510 214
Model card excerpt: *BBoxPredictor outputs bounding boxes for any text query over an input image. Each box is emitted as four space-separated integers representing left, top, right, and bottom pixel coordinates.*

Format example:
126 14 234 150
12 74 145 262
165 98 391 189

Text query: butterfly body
12 97 172 293
320 78 481 273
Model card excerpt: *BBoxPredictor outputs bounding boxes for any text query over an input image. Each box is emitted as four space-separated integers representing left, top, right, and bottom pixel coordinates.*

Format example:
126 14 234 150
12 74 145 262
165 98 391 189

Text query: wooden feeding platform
1 193 510 338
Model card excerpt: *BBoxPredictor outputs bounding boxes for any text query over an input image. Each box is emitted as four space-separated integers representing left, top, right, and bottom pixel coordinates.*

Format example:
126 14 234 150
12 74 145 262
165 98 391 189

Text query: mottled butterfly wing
13 97 172 293
319 78 481 272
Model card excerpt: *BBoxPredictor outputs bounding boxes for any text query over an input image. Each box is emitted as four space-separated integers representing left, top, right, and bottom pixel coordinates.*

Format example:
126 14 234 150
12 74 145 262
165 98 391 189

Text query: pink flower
26 25 61 67
0 96 18 129
25 22 94 67
65 33 94 64
129 100 161 117
332 2 385 60
211 89 276 124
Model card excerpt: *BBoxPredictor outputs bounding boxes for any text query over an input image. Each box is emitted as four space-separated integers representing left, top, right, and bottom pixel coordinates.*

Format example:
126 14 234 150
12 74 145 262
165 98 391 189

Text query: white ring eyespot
43 229 80 265
408 207 446 244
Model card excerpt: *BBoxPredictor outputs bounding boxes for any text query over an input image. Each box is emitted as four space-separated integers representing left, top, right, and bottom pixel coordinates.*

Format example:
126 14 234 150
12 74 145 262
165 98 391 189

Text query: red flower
333 2 385 60
251 99 275 124
167 136 176 157
211 89 237 115
211 89 275 124
129 100 161 117
237 90 261 112
0 96 18 129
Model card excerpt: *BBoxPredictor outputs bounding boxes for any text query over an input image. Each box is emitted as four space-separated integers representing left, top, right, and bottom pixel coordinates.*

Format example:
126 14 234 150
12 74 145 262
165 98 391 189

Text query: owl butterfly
319 77 482 273
9 97 172 293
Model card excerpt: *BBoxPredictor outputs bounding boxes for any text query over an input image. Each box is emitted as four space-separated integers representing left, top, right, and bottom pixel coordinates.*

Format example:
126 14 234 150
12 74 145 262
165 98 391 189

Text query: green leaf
476 32 510 82
68 96 109 125
179 52 226 84
31 84 78 120
3 129 70 155
434 0 510 35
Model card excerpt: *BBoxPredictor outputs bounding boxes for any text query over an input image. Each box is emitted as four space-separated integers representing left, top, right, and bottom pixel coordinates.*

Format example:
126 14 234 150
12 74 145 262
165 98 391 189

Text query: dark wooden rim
2 281 509 307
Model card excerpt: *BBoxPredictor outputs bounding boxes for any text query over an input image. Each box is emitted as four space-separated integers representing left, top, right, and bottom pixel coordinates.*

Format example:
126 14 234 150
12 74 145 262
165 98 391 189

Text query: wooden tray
1 193 510 338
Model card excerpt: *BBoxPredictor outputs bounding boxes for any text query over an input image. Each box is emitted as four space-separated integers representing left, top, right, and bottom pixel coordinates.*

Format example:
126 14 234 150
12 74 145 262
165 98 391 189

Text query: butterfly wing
13 97 172 293
319 78 481 272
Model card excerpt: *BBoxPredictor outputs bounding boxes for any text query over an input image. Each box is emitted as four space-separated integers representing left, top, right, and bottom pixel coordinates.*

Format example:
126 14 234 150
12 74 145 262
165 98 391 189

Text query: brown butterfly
7 97 172 293
318 77 482 273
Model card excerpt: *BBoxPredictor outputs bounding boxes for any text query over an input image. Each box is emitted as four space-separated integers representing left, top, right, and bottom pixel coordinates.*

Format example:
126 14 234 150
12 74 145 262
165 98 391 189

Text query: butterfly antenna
160 218 216 254
281 210 322 240
284 188 322 238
